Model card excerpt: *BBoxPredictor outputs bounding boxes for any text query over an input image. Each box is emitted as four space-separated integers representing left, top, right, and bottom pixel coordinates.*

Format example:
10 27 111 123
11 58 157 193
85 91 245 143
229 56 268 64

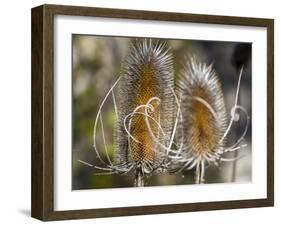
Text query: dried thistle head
176 56 227 182
116 39 174 181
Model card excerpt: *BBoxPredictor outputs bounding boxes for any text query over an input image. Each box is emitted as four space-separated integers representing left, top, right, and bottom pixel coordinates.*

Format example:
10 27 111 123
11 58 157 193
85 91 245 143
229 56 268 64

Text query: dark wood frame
31 4 274 221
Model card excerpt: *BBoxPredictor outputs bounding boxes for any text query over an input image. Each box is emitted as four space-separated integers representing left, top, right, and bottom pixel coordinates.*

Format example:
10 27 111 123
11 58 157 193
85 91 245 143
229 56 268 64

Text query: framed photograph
31 4 274 221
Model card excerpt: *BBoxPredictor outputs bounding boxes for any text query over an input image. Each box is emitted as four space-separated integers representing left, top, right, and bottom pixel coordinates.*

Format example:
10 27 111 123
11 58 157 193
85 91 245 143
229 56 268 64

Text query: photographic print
32 5 273 220
72 36 252 189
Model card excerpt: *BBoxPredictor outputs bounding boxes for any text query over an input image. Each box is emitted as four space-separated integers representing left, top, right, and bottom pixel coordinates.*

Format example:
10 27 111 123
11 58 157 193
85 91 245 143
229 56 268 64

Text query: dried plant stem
195 160 205 184
195 163 201 184
134 172 144 187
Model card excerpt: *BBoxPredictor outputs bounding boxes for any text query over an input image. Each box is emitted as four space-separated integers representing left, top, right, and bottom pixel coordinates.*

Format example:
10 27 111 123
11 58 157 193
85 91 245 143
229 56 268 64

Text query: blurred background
72 35 252 190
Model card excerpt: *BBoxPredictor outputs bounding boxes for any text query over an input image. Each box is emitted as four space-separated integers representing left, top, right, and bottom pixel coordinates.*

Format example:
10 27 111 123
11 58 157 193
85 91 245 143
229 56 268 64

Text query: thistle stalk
135 172 144 187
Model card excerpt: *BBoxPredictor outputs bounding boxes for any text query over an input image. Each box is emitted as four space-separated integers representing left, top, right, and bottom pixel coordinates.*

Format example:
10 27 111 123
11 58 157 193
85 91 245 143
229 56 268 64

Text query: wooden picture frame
31 4 274 221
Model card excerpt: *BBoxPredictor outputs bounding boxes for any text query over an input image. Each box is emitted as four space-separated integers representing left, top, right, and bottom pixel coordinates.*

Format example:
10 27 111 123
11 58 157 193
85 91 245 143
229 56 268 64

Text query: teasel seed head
176 56 227 182
116 39 175 181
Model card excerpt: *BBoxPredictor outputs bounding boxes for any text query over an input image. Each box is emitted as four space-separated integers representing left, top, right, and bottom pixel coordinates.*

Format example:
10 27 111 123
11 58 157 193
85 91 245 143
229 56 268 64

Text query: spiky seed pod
116 39 174 185
177 56 227 183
